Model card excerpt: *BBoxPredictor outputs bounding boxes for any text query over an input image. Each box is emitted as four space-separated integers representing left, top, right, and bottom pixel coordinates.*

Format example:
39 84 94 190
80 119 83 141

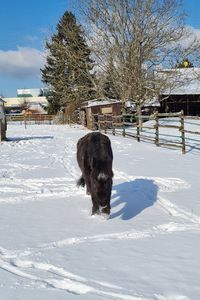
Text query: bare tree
81 0 200 116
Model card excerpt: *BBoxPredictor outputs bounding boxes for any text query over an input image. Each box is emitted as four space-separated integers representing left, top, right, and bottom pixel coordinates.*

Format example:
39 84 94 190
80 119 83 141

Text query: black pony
77 132 113 215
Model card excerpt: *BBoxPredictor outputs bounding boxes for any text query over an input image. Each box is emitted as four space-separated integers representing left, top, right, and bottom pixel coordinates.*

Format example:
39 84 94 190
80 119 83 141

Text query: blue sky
0 0 199 97
183 0 200 28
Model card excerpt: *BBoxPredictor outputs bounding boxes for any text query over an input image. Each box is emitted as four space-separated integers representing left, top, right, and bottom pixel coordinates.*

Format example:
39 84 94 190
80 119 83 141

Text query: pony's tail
77 176 85 187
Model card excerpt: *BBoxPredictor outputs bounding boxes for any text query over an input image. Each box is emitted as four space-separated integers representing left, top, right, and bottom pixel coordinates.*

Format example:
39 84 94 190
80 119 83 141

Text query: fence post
91 114 95 130
122 126 125 137
98 115 101 132
122 116 125 137
136 116 140 142
180 110 186 154
0 121 2 142
155 111 159 146
103 115 107 133
104 115 107 134
112 116 115 135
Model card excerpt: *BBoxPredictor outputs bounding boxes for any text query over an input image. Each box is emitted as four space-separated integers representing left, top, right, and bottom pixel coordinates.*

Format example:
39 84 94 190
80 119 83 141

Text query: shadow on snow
7 136 54 142
110 179 158 220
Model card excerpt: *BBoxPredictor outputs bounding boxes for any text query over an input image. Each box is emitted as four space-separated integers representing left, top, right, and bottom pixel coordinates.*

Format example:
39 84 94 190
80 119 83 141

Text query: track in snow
0 127 199 300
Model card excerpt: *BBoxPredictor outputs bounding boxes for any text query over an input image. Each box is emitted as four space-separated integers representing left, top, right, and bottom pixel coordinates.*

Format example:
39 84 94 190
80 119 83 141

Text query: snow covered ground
0 122 200 300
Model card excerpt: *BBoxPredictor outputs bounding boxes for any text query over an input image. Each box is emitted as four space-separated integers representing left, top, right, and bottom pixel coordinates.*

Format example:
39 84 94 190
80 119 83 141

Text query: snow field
0 123 200 299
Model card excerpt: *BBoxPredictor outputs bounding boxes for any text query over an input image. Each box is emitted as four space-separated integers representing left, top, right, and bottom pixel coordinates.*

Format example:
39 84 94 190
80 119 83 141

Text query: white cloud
0 47 46 77
178 25 200 49
25 35 39 43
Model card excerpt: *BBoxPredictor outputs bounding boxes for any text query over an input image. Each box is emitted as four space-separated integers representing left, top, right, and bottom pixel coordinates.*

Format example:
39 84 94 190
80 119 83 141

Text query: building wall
4 96 48 108
82 102 122 129
90 103 121 115
160 95 200 116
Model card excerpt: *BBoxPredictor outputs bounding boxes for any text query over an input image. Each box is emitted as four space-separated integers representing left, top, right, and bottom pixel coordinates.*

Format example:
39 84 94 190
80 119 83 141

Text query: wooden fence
6 113 79 127
6 114 55 127
92 111 200 154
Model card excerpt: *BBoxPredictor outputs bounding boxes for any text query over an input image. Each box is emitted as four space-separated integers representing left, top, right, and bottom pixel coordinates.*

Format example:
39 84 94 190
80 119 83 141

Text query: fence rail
6 114 55 125
92 111 200 154
183 129 200 135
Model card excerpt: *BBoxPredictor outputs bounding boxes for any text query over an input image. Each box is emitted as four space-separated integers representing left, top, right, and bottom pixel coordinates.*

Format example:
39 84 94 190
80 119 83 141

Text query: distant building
17 88 45 97
79 98 121 129
3 88 49 114
156 68 200 115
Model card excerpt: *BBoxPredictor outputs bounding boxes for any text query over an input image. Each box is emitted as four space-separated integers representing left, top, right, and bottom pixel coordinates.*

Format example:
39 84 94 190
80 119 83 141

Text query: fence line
92 111 200 154
6 113 79 128
5 112 200 153
6 114 55 126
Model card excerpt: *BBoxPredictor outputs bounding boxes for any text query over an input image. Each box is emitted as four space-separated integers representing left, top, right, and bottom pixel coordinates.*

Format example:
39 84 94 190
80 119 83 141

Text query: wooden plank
124 132 155 142
123 132 137 138
158 124 180 129
159 139 183 145
157 112 182 117
183 130 200 135
184 116 200 120
159 143 182 148
139 135 155 142
138 126 155 130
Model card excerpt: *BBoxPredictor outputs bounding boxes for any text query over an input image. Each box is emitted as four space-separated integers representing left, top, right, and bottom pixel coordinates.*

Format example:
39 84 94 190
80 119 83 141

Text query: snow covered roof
82 98 121 108
82 98 160 109
156 68 200 95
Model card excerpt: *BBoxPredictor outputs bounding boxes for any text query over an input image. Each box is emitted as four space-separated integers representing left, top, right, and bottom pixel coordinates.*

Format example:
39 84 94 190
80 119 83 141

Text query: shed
79 98 122 129
0 98 7 141
157 68 200 115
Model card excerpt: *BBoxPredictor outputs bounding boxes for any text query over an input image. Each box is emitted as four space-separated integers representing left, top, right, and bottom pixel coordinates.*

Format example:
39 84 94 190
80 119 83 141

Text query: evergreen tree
41 11 95 113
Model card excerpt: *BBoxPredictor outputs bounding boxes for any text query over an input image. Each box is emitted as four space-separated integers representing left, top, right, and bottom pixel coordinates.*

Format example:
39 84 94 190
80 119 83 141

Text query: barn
79 99 122 129
0 98 7 141
158 68 200 116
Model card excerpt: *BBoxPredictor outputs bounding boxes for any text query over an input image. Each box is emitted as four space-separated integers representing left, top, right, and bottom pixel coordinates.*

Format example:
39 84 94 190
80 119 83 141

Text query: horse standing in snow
77 132 113 216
